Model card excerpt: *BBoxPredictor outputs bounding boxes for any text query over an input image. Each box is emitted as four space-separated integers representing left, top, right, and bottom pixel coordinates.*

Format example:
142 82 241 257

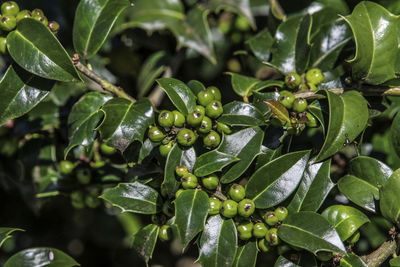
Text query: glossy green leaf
0 228 24 247
98 98 154 152
278 211 346 254
156 78 196 116
391 112 400 157
65 92 112 157
340 254 367 267
265 100 290 124
0 65 53 126
194 150 239 177
233 241 257 267
209 0 255 29
174 189 209 250
73 0 130 59
7 19 80 82
219 127 264 183
315 90 368 161
137 51 167 97
246 150 310 209
288 159 334 212
161 144 196 198
321 205 369 241
246 29 274 62
198 215 237 267
218 102 265 126
343 1 399 84
4 248 79 267
187 80 206 96
349 156 393 187
274 253 317 267
390 256 400 267
380 169 400 223
132 224 159 265
100 182 161 214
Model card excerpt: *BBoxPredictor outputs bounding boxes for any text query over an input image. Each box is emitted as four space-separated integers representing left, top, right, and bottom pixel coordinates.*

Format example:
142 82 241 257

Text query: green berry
158 110 174 128
1 1 19 16
48 20 60 34
347 230 360 244
0 37 6 54
159 225 172 241
258 239 272 253
60 160 75 174
285 72 301 90
35 15 48 26
207 86 221 101
16 10 31 22
159 142 173 157
181 173 198 189
278 90 295 109
175 165 189 177
277 244 291 255
209 197 221 215
206 101 223 119
264 211 279 226
194 105 206 116
293 98 308 113
238 199 255 217
70 191 85 209
220 199 238 218
197 89 215 106
274 206 288 221
253 222 268 238
299 83 318 91
0 15 16 31
77 168 91 184
216 122 232 134
228 183 245 202
90 160 105 169
305 68 324 85
198 116 212 134
100 143 116 155
162 201 174 217
177 128 197 146
237 221 253 240
265 228 279 246
85 194 100 209
202 174 219 190
31 8 44 18
148 126 165 142
306 113 318 127
316 251 333 261
203 130 221 149
187 111 204 127
175 189 184 199
173 110 185 127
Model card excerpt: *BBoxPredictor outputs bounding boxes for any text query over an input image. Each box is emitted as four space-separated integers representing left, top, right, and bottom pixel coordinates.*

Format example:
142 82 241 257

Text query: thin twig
361 239 397 267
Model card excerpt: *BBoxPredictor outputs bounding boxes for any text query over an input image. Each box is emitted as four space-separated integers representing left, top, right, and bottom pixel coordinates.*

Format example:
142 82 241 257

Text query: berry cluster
148 86 232 155
272 68 324 134
0 1 60 54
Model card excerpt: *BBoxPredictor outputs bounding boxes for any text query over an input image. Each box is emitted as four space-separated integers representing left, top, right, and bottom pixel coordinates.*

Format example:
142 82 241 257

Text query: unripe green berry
181 173 198 189
175 189 184 199
198 116 212 134
100 143 116 155
158 110 174 128
77 168 91 184
85 194 100 208
175 165 189 177
306 113 318 127
0 37 6 54
277 244 291 255
159 142 173 157
31 9 44 18
177 128 197 146
305 68 324 85
205 101 223 119
90 160 105 169
293 98 308 113
1 1 19 16
228 183 245 202
0 15 16 31
203 130 221 149
274 206 288 221
253 222 268 238
60 160 75 174
237 221 253 240
187 111 204 127
209 197 221 215
278 90 295 109
16 10 31 22
207 86 221 101
285 72 301 90
48 21 60 34
148 126 165 142
264 211 279 226
35 15 48 26
194 105 206 116
216 122 232 134
70 191 85 209
173 110 185 127
265 228 279 246
238 199 255 217
316 251 333 261
202 174 219 190
197 89 215 106
162 201 174 217
347 230 360 244
220 199 238 218
258 239 272 252
159 225 172 241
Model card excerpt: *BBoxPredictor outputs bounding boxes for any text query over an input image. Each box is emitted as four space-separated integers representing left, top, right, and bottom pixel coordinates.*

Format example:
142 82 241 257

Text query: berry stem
213 190 228 201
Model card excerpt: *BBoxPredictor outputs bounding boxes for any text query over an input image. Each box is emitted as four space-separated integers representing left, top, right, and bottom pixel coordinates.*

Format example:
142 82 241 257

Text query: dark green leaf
343 1 399 84
4 247 79 267
218 102 265 126
73 0 131 59
340 254 367 267
316 90 368 162
0 65 53 126
194 150 239 177
138 138 158 164
7 19 80 82
380 169 400 223
137 51 167 97
274 253 317 267
246 150 310 208
246 29 274 62
233 241 257 267
198 215 237 267
100 182 161 214
0 228 24 247
132 224 159 265
391 112 400 157
156 78 196 116
287 159 334 212
265 100 290 124
174 189 209 250
349 156 393 187
162 144 196 198
390 256 400 267
278 211 346 254
187 80 206 95
98 98 154 152
322 205 370 241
